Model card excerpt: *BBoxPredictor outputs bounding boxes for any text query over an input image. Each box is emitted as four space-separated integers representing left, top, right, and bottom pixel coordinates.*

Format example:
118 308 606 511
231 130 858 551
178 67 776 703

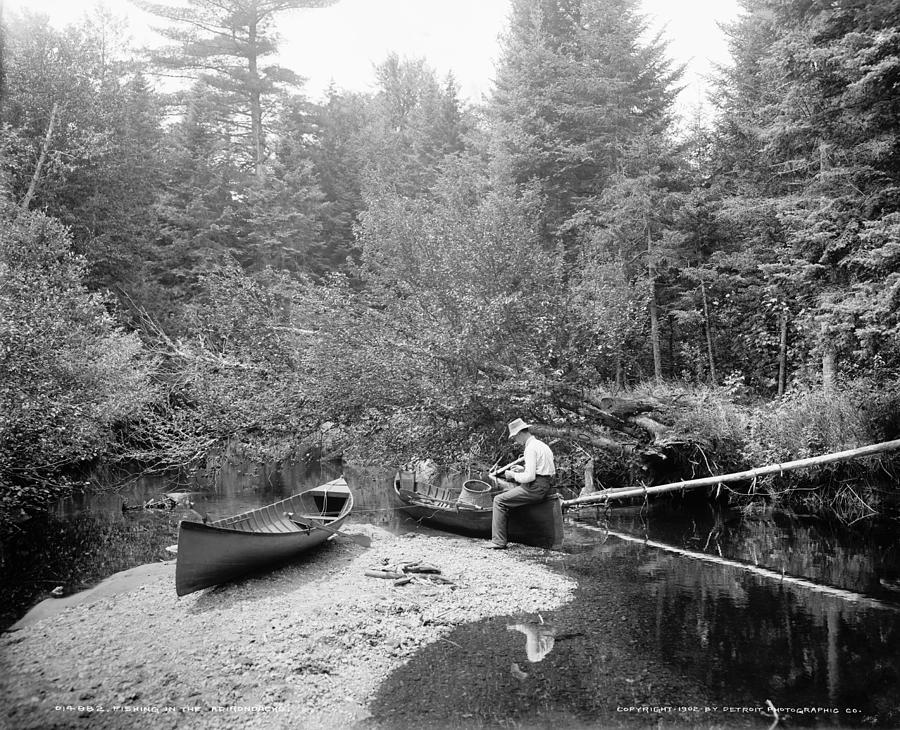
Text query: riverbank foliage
0 210 155 528
2 0 899 533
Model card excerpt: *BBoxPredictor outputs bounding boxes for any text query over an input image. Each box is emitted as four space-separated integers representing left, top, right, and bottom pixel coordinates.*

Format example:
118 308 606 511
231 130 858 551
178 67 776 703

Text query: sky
3 0 742 112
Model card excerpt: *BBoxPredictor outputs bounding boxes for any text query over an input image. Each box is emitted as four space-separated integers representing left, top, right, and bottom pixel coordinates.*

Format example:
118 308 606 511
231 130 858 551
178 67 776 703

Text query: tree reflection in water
368 508 900 729
593 507 900 725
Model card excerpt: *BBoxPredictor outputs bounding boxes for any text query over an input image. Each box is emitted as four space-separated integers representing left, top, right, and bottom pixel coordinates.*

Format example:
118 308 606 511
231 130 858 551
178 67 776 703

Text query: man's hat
507 418 531 439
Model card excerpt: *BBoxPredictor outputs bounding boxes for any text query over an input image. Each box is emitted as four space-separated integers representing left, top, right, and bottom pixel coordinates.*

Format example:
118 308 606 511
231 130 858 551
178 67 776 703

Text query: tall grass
737 381 897 521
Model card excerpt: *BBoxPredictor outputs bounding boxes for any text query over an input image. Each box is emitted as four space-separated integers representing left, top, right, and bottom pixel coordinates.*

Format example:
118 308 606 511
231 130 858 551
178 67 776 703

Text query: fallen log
531 425 636 454
629 415 669 439
562 438 900 508
549 385 662 440
597 396 661 417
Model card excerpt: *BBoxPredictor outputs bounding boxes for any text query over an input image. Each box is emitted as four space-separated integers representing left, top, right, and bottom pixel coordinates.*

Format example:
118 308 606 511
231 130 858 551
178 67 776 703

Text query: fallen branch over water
562 438 900 508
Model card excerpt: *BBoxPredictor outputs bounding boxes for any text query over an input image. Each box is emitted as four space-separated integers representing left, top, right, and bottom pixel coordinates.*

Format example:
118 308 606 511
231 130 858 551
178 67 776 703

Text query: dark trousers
491 475 552 546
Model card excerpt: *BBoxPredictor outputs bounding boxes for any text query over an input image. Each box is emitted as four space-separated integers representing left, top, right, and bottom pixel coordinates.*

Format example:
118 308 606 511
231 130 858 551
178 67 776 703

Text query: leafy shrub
120 260 316 472
0 210 154 531
850 378 900 443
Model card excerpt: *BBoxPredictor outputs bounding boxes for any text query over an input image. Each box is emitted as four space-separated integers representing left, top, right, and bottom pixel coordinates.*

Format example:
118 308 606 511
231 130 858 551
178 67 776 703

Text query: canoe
175 477 353 596
394 471 564 549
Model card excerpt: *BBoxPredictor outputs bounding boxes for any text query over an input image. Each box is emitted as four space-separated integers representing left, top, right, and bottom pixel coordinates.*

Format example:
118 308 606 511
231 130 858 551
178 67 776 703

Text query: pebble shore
0 525 575 730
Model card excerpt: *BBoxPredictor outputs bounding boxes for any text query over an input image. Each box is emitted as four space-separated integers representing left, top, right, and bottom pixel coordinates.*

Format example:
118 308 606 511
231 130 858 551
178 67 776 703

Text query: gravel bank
0 526 575 730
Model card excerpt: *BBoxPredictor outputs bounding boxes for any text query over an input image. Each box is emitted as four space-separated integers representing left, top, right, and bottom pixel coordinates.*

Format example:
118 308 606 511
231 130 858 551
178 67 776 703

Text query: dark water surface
369 504 900 729
0 461 405 628
3 467 899 728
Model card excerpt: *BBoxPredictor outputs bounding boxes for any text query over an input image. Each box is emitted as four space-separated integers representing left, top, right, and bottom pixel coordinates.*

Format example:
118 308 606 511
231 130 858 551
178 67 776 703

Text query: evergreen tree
228 95 327 274
139 0 336 178
308 86 371 272
571 132 690 383
489 0 682 248
0 8 165 297
363 54 471 198
711 0 900 384
148 84 241 320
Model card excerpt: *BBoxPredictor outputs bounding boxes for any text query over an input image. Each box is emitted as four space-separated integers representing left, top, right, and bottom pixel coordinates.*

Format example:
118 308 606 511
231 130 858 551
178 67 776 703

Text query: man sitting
489 418 556 549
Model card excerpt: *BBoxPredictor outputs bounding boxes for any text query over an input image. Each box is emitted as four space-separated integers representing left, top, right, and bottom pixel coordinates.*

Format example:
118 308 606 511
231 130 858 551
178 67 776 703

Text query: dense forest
2 0 899 532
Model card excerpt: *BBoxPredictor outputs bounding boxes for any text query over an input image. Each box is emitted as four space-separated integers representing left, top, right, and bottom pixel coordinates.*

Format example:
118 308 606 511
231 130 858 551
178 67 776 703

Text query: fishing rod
489 438 560 477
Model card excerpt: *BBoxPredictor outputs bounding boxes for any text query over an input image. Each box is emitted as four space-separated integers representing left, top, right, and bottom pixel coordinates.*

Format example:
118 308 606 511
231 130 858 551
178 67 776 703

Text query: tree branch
20 102 58 211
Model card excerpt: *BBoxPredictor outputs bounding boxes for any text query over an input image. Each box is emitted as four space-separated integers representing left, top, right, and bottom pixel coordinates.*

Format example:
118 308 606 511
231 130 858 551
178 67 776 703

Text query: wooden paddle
287 515 372 547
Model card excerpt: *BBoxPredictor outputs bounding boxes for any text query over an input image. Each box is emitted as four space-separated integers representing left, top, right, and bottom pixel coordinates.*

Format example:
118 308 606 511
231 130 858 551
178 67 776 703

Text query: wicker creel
457 479 494 509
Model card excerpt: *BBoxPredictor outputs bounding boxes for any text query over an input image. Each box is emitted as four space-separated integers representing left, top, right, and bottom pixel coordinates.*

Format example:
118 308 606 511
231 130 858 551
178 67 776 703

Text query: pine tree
149 84 241 317
138 0 337 178
229 95 327 274
1 8 166 297
365 54 470 197
308 86 371 270
489 0 682 248
710 0 900 382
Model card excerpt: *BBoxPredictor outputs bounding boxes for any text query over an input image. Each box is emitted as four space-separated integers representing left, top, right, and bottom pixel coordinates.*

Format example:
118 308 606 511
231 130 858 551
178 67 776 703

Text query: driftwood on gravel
1 529 575 730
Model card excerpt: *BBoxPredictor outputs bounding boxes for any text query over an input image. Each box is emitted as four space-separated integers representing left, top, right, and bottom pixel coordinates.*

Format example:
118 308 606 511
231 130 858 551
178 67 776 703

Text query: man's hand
503 470 516 481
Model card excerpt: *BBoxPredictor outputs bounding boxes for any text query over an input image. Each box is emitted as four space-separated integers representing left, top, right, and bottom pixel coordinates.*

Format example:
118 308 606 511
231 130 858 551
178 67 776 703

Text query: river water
3 464 899 727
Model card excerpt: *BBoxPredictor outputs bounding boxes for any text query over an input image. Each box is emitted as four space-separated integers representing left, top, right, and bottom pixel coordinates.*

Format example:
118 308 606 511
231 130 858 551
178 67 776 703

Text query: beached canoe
394 472 564 549
175 477 353 596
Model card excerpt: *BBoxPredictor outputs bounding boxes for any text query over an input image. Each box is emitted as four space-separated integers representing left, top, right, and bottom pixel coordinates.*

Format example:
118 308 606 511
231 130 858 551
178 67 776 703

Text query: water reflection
0 508 184 630
628 534 900 723
603 505 900 600
507 619 557 662
608 527 900 612
368 512 900 729
54 462 409 532
8 464 900 726
574 519 900 725
4 460 410 630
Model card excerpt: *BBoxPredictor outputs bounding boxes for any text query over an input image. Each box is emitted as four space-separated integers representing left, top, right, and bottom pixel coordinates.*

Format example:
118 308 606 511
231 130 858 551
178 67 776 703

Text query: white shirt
509 435 555 484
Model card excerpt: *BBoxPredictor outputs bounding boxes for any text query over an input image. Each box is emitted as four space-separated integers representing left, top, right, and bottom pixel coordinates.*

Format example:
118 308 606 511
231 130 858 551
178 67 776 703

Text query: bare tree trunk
248 22 264 180
0 9 6 116
647 227 662 383
579 459 596 497
667 313 675 378
700 279 717 385
615 354 625 391
821 323 837 392
777 308 788 396
20 102 58 210
822 348 837 392
826 606 840 704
